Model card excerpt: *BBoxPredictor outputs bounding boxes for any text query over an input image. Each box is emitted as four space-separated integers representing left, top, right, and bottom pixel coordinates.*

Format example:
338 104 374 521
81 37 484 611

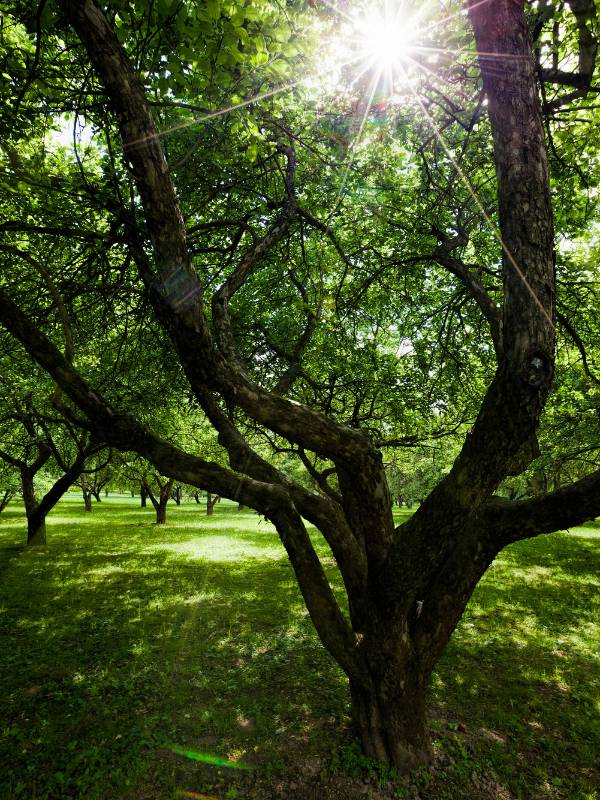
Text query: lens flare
169 744 252 770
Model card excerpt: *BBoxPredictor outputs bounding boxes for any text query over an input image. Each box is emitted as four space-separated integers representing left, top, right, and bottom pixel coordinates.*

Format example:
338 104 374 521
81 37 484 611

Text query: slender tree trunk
193 491 201 504
21 469 46 546
0 489 13 513
83 490 93 512
93 490 101 502
206 492 219 516
104 488 109 497
173 485 182 505
156 479 174 523
140 483 147 507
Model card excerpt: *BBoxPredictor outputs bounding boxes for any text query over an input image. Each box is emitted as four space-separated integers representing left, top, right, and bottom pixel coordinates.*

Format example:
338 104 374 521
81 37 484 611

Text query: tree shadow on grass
431 531 600 800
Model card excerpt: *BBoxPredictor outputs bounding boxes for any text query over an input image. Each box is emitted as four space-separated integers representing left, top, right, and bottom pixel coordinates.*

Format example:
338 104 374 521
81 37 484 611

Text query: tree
142 473 175 525
206 491 221 516
0 0 599 769
0 393 103 543
0 462 18 513
78 455 112 511
120 456 175 524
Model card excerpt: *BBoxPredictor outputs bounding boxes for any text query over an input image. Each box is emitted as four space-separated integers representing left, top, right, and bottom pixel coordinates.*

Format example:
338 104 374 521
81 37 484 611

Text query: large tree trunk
27 507 48 546
350 672 430 770
155 503 166 524
83 490 93 512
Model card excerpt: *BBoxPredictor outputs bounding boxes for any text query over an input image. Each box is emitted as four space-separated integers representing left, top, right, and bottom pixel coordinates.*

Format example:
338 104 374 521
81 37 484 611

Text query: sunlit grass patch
143 534 285 562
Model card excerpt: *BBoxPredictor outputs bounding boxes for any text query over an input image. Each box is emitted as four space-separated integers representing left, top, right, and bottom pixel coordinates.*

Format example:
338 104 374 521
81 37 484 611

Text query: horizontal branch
481 468 600 545
0 221 108 240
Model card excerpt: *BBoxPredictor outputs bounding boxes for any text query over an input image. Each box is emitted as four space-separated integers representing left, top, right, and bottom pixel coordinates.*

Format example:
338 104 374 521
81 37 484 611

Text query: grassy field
0 495 598 800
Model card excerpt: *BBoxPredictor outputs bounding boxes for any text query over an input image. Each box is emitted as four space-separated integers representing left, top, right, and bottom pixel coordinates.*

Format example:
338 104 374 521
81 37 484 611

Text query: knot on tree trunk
520 350 553 390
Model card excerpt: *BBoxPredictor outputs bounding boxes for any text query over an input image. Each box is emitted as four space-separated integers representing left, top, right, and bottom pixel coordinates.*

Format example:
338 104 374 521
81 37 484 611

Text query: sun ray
127 79 308 148
327 64 384 221
317 0 357 24
128 46 372 150
400 58 555 329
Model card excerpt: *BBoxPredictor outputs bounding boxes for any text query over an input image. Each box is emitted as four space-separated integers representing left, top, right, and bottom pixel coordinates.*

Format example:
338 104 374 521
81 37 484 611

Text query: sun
311 0 420 102
301 0 427 108
358 5 416 74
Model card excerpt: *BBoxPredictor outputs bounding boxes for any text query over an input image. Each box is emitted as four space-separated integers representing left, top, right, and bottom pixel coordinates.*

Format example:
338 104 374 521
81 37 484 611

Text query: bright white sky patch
45 114 95 153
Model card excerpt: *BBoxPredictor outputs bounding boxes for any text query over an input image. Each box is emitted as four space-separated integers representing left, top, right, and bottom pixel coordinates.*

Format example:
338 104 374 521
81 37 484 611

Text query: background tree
0 461 18 513
77 453 112 511
142 472 175 525
0 391 103 543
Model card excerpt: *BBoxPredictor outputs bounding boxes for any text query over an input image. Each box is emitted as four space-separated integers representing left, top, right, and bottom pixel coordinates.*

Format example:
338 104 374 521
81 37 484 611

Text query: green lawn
0 496 598 800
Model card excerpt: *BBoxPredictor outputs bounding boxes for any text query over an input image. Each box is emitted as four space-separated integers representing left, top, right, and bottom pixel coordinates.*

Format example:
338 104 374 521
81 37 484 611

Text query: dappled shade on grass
0 496 598 799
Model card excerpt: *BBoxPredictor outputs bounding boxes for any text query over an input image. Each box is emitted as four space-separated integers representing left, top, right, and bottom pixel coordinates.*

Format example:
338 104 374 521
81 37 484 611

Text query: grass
0 495 598 800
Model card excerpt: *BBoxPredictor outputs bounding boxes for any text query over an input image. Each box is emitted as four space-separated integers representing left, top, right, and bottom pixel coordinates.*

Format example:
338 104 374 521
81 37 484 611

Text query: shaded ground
0 496 598 800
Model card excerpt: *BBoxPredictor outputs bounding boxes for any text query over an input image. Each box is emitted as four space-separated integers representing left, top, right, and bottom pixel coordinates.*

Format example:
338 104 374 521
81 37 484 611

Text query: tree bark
27 512 47 546
350 672 430 770
83 491 92 512
140 483 147 507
